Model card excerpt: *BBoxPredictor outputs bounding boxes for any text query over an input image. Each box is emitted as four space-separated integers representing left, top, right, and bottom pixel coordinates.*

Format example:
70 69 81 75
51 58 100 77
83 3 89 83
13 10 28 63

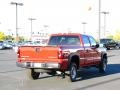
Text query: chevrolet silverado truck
17 33 107 82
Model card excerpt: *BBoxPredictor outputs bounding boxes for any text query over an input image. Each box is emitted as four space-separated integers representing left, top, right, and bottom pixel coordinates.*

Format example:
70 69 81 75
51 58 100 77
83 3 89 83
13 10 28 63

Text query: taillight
58 48 70 59
58 48 63 59
17 48 20 58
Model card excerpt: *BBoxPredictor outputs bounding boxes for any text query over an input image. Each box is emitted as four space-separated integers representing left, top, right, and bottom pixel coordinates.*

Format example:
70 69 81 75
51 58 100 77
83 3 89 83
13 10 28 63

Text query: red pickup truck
17 33 107 82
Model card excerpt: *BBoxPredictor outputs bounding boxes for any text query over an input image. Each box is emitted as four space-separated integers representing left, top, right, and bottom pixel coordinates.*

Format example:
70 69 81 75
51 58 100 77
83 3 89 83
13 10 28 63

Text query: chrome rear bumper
16 62 60 69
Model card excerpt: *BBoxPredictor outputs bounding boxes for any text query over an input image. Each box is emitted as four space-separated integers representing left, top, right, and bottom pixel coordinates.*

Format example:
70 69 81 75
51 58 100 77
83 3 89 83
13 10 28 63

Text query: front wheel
115 45 119 49
107 48 110 50
99 58 107 73
69 63 77 82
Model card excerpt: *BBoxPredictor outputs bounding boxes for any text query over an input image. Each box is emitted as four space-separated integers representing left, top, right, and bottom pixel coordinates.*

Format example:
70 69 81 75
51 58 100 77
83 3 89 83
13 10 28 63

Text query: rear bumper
16 62 60 69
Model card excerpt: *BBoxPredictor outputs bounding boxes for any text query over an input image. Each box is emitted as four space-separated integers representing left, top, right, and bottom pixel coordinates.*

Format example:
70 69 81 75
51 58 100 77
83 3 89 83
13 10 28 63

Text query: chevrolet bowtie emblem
35 48 40 52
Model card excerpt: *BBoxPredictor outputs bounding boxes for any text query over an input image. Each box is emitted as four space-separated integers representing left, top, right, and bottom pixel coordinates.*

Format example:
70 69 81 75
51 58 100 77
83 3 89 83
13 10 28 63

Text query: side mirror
95 44 99 48
91 44 99 48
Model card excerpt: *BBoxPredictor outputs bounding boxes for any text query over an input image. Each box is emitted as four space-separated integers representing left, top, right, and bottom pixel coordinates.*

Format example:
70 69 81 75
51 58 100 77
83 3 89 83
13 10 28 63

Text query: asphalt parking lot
0 49 120 90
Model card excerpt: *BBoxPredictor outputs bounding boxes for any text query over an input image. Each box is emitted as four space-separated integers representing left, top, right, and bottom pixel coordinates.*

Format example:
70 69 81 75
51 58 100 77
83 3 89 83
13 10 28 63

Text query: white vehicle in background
13 45 18 52
98 43 107 52
13 41 40 52
117 41 120 49
13 40 46 52
3 40 13 49
13 42 24 52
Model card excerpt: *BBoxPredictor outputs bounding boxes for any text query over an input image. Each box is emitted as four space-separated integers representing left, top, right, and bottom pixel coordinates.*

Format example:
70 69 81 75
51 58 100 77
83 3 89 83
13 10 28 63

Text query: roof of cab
51 33 81 36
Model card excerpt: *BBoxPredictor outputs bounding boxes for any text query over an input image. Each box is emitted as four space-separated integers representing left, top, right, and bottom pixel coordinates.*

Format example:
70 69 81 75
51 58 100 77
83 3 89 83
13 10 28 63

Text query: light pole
98 0 101 42
82 22 87 34
10 2 23 42
101 11 109 38
28 18 36 40
43 25 49 37
8 29 12 36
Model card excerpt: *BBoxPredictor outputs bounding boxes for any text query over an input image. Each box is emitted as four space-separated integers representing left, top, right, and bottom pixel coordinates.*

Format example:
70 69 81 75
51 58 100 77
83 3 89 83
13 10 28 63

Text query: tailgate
19 46 60 62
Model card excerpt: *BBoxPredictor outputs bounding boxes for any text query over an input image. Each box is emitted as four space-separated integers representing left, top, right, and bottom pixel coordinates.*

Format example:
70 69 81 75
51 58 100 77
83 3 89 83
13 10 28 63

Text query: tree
19 36 25 42
5 35 14 40
0 32 5 40
107 35 113 39
113 30 120 41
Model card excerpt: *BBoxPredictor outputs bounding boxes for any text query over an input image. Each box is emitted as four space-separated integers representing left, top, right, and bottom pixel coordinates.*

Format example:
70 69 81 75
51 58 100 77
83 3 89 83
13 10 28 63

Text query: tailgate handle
35 48 40 52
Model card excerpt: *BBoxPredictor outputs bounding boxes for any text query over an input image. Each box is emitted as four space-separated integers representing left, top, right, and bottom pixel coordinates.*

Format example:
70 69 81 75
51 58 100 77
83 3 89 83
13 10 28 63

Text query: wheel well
102 53 107 63
70 55 79 69
103 53 107 59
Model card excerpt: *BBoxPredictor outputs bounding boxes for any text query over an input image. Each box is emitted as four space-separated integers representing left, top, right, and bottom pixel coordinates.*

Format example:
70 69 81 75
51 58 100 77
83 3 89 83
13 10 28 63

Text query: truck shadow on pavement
38 64 120 81
75 64 120 81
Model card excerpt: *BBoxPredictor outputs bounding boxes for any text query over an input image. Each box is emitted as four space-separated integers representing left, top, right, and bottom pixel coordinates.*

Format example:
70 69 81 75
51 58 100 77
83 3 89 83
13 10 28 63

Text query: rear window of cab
48 36 81 45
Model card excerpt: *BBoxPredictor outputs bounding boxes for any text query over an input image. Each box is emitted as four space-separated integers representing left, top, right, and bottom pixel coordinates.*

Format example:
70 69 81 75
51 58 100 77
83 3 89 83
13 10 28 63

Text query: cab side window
89 36 97 46
82 35 90 47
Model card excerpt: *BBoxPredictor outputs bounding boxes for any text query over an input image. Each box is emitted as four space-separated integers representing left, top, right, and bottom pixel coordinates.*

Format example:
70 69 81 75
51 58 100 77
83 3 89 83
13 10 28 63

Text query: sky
0 0 120 39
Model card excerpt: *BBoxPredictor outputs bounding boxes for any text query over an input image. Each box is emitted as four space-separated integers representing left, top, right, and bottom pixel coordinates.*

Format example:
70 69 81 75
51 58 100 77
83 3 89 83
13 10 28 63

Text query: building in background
31 30 49 44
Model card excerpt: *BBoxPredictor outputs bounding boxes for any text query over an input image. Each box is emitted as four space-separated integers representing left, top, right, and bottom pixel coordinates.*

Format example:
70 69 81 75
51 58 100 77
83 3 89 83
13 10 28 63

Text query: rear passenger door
82 35 94 65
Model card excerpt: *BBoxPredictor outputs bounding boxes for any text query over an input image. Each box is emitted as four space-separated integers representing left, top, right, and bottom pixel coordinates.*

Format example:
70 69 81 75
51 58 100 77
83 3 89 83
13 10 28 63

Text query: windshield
48 36 81 45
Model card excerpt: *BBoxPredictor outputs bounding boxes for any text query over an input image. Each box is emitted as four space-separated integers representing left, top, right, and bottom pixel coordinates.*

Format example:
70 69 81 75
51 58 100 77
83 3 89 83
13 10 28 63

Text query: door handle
86 49 89 52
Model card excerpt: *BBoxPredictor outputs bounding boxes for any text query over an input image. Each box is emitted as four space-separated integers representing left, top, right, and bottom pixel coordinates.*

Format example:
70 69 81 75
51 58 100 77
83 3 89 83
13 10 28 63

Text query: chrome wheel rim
103 61 107 71
71 66 76 79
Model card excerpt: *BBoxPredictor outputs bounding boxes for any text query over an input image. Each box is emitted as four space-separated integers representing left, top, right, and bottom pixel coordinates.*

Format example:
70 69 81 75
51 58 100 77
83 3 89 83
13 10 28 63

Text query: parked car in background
100 38 119 50
3 40 13 49
98 43 107 52
0 41 5 50
13 42 25 52
117 41 120 48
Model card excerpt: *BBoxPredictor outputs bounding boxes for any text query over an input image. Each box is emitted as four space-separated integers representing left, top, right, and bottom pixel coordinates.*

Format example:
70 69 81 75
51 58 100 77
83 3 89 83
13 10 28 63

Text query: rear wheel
99 58 107 73
69 63 77 82
26 69 40 80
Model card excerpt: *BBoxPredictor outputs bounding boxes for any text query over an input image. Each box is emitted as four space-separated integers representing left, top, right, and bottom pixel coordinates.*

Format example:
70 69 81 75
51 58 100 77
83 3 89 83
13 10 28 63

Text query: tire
99 58 107 73
69 63 77 82
107 48 110 50
26 69 40 80
115 45 119 49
